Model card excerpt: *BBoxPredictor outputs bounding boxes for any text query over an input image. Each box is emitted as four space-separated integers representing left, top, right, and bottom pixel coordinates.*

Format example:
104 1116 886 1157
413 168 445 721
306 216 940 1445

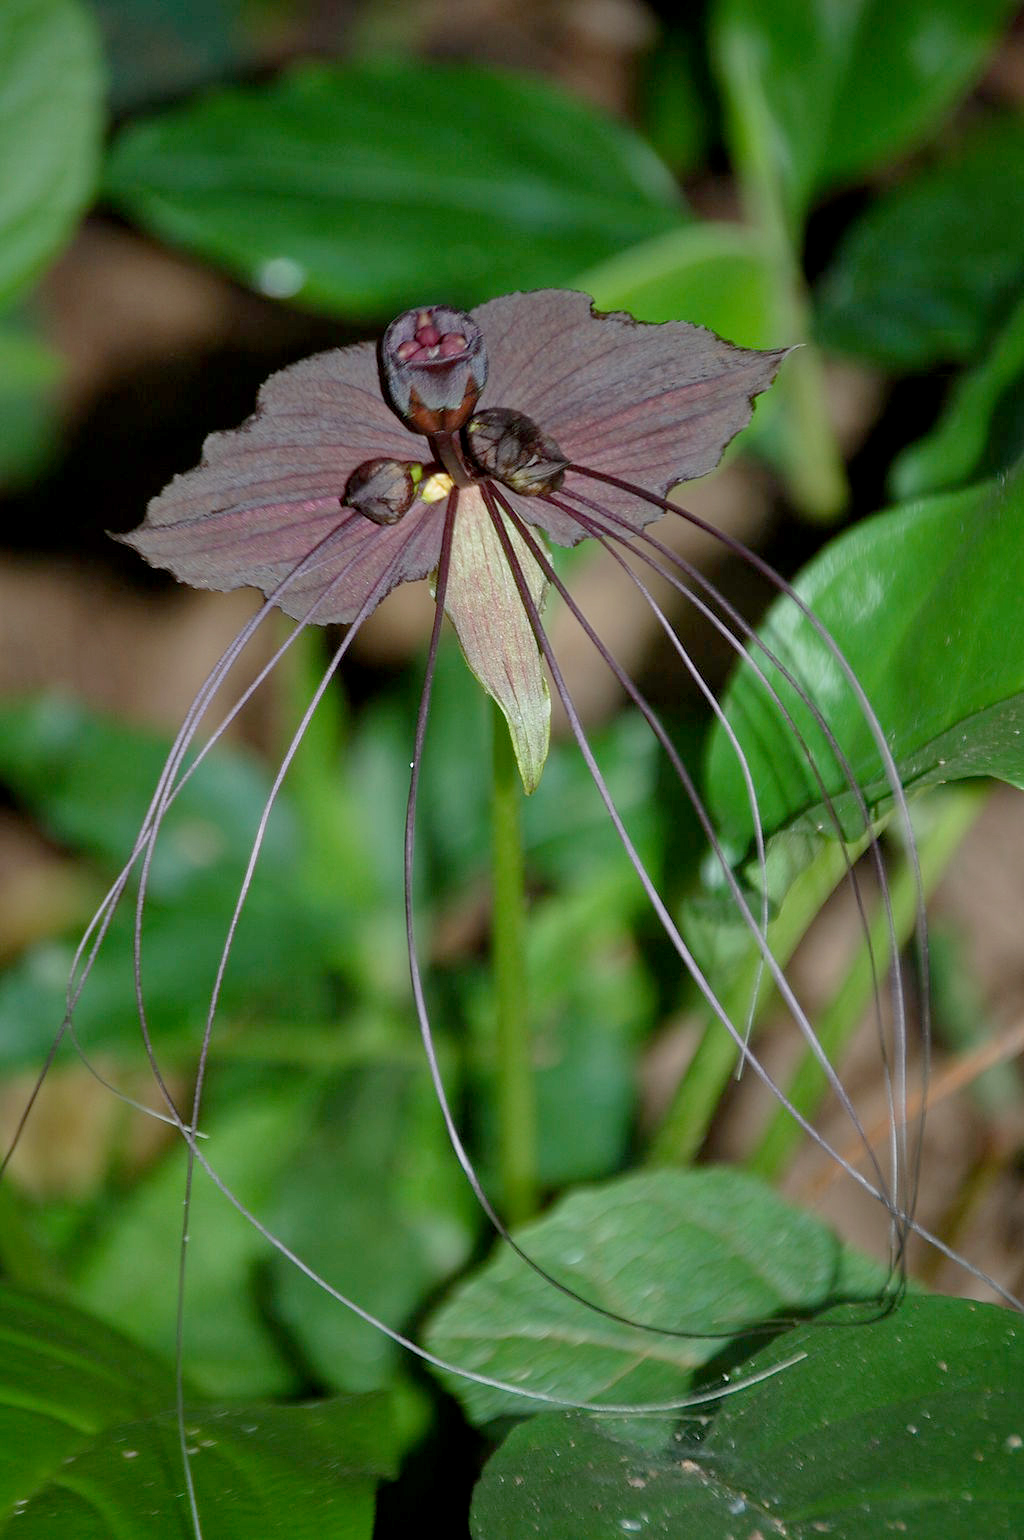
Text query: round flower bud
379 306 488 434
342 458 422 525
462 408 569 496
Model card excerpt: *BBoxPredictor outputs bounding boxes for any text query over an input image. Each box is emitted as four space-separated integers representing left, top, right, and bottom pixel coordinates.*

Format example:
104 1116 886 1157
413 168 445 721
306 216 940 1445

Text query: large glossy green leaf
104 59 683 316
7 1395 394 1538
0 1283 173 1514
0 1287 395 1536
816 115 1024 368
425 1167 883 1424
0 0 103 307
706 471 1024 852
471 1297 1024 1539
713 0 1015 231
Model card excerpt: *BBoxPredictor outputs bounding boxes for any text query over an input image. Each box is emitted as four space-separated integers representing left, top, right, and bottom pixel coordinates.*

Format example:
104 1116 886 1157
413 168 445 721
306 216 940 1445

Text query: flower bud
342 458 422 525
461 408 568 496
379 306 488 434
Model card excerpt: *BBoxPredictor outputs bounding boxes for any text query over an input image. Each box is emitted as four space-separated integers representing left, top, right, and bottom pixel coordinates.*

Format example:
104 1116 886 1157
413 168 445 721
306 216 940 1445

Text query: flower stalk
490 696 537 1224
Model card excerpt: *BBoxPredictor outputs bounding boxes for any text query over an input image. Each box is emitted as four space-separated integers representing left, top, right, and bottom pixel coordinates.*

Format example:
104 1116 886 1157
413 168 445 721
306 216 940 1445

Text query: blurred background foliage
2 0 1024 1534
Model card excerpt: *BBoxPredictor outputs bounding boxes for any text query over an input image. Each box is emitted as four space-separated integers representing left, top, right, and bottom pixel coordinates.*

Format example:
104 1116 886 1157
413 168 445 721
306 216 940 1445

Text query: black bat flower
124 291 784 791
18 288 1012 1540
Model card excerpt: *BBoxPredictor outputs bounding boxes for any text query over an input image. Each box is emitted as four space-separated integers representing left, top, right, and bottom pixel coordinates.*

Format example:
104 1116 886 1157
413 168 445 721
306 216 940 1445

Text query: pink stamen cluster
394 310 469 364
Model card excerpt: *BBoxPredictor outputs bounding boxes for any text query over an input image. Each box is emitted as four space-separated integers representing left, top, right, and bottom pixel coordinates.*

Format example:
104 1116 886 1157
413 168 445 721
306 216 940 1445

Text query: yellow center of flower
420 471 454 503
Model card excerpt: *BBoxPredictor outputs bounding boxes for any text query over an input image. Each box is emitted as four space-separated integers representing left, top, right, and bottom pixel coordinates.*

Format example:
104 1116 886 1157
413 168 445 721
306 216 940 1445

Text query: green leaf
0 0 104 306
816 115 1024 368
890 290 1024 497
104 58 683 316
0 695 339 1069
713 0 1016 231
706 471 1024 853
471 1297 1024 1539
266 1066 478 1394
0 1283 173 1515
72 1083 316 1397
0 1288 396 1537
6 1396 394 1538
0 320 60 487
12 1396 393 1538
579 221 779 346
425 1167 884 1424
0 695 297 891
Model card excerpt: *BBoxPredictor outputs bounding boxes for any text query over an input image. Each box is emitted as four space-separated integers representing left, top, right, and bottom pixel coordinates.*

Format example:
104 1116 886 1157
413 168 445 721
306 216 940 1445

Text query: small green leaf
707 470 1024 853
104 58 683 316
713 0 1016 231
890 290 1024 497
816 115 1024 368
471 1298 1024 1539
0 0 104 306
426 1167 883 1424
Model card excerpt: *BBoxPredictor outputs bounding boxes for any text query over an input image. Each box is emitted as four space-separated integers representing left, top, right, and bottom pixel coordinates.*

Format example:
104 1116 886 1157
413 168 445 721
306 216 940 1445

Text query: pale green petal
442 487 550 794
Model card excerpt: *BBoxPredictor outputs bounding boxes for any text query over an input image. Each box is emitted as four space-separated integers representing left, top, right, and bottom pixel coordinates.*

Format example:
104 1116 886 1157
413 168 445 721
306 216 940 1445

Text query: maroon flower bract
122 290 784 622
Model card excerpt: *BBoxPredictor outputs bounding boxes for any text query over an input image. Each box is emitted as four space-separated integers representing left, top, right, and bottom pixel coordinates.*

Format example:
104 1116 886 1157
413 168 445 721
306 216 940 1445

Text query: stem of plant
718 26 847 518
647 830 870 1166
490 699 537 1224
748 785 985 1181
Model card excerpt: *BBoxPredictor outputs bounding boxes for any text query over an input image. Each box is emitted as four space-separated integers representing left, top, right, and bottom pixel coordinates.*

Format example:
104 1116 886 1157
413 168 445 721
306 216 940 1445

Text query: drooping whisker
495 494 910 1259
400 487 745 1341
163 1088 808 1415
154 514 457 1540
570 519 772 1063
2 512 390 1179
555 475 1019 1301
551 490 893 1093
556 481 912 1232
569 464 925 1128
398 487 847 1344
133 512 440 1132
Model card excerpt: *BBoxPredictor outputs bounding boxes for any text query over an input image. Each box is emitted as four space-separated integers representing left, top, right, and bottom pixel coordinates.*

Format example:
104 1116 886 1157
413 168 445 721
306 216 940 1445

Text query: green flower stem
748 785 986 1181
647 831 870 1167
490 699 537 1223
721 34 847 519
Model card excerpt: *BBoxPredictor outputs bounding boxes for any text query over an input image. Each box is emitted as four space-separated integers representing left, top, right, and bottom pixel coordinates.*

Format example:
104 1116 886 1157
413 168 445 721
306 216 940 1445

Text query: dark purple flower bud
462 407 569 496
379 306 488 434
342 457 422 525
